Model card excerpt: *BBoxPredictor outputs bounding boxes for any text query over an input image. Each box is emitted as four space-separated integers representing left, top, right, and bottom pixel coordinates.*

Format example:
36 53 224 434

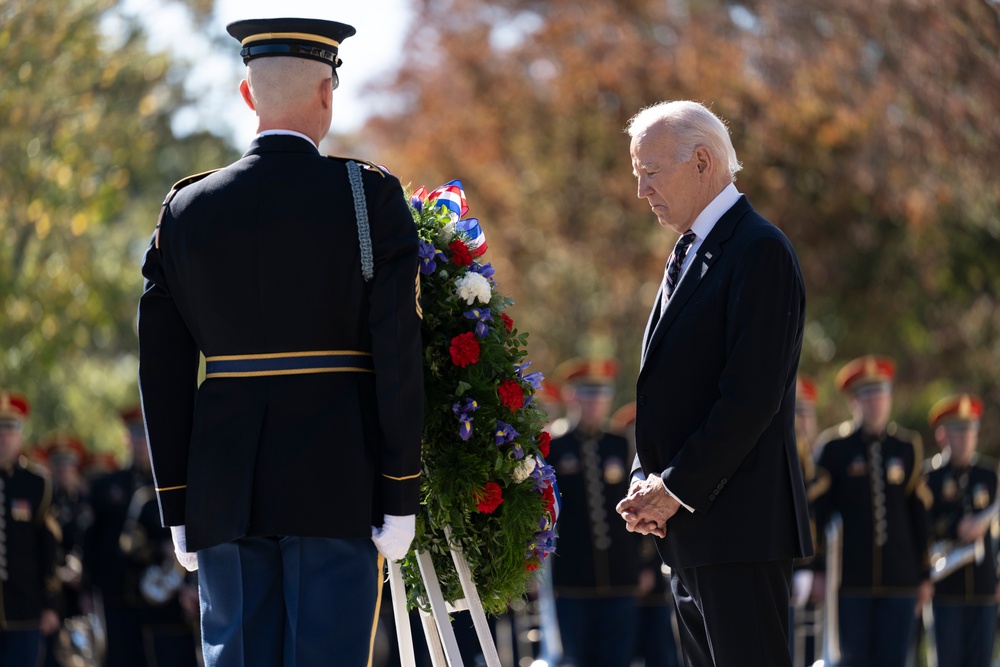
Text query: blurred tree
362 0 1000 449
0 0 237 459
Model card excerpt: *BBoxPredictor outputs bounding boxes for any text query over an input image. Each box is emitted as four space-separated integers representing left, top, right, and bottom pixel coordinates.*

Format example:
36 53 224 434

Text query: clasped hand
615 475 680 539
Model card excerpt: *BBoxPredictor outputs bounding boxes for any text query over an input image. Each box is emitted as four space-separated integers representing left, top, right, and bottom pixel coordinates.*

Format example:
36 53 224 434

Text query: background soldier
548 358 640 667
38 433 93 667
83 406 198 667
611 401 681 667
0 391 61 665
790 376 820 666
811 355 933 667
925 393 999 667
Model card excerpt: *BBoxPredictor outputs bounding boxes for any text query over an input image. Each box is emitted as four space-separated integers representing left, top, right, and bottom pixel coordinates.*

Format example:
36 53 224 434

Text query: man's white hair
246 57 331 114
626 101 743 180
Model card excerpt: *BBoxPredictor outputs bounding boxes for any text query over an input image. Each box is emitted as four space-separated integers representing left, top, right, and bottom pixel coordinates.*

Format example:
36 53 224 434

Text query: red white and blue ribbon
426 180 469 218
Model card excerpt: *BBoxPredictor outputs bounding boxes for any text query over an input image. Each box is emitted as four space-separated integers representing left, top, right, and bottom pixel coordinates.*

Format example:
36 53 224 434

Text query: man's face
795 404 818 444
574 385 614 432
0 423 23 466
854 385 893 433
128 425 150 472
630 124 704 235
941 423 978 467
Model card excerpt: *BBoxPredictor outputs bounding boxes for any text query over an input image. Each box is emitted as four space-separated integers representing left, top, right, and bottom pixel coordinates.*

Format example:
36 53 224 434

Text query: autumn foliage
363 0 1000 443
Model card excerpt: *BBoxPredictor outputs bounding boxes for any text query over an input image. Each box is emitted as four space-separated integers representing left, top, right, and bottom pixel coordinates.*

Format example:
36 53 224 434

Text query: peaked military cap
835 354 895 395
928 393 983 429
0 390 29 427
226 17 356 86
796 375 818 405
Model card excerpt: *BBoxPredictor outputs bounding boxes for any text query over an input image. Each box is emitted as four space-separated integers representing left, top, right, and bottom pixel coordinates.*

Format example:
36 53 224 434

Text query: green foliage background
0 0 236 458
1 0 998 465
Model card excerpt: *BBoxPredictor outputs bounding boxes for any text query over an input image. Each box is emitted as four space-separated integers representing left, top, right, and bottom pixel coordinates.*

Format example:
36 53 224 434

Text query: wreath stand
388 526 503 667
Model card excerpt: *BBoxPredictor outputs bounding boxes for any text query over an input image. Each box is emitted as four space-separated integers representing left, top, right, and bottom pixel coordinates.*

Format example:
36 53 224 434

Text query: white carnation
455 272 492 305
440 221 457 243
513 456 538 483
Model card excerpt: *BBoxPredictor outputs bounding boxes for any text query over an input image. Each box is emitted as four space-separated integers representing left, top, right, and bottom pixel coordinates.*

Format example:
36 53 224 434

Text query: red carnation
449 332 480 368
538 432 551 458
501 313 514 332
526 557 540 572
448 239 473 266
498 379 525 413
474 481 504 514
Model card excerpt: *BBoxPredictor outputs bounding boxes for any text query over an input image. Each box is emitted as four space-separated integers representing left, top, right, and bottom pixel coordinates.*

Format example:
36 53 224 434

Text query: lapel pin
705 252 713 259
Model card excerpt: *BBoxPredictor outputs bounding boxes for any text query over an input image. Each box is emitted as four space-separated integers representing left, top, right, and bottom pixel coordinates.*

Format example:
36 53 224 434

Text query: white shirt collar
675 183 742 280
689 182 741 242
256 129 318 149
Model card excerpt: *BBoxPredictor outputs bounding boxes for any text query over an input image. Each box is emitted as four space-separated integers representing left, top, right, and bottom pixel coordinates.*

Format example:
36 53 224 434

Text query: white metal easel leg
389 539 505 667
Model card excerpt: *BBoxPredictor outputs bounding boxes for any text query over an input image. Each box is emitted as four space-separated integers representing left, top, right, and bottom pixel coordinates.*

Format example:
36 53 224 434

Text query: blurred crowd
0 393 200 667
3 349 997 667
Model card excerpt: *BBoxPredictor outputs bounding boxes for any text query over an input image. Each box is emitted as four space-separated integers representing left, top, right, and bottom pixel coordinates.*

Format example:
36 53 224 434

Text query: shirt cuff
663 483 695 513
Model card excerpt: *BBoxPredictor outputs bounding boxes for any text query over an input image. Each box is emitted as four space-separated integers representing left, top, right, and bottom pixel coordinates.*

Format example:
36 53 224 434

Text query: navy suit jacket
138 135 424 551
631 195 812 569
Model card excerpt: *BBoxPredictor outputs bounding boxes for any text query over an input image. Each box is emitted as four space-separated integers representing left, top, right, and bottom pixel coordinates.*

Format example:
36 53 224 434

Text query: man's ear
239 79 256 111
694 146 712 176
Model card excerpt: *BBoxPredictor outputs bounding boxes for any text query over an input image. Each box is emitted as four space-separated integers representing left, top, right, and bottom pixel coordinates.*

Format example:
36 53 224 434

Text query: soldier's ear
319 77 332 110
239 80 255 111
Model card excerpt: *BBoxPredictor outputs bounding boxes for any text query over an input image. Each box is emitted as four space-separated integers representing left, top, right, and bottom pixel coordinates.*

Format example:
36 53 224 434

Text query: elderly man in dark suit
137 17 424 667
615 101 812 667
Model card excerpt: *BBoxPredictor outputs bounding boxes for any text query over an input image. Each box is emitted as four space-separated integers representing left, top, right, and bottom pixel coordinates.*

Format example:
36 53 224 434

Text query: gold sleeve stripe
207 350 372 361
206 367 374 379
156 484 188 492
383 472 421 481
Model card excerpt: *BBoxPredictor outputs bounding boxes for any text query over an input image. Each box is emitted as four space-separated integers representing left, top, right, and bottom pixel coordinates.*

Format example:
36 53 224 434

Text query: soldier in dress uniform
0 391 61 665
38 433 93 667
83 406 198 667
136 17 424 667
924 393 999 667
811 355 933 667
548 359 640 667
790 376 821 666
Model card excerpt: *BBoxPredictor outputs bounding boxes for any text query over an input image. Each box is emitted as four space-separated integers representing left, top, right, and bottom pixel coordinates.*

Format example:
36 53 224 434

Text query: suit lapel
639 196 752 371
640 291 662 367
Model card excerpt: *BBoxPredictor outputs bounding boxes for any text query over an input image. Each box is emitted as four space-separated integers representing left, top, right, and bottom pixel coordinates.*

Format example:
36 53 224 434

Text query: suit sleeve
661 233 804 513
137 215 201 527
366 173 424 516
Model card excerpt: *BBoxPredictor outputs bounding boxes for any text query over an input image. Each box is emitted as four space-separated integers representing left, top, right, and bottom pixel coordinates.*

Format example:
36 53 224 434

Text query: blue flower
411 195 424 212
531 463 556 491
471 262 495 280
452 398 480 441
464 307 494 338
418 240 445 275
515 363 545 390
495 420 519 446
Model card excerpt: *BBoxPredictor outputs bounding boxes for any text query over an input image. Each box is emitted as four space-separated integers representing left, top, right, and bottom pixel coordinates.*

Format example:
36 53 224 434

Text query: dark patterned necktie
661 231 697 312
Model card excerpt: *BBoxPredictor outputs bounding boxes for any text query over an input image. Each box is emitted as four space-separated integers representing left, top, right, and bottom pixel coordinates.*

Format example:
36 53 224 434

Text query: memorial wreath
399 181 558 615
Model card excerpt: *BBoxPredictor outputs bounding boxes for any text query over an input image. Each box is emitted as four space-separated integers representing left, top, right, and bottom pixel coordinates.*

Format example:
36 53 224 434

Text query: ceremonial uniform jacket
550 428 640 596
925 454 999 603
138 134 424 551
0 456 60 629
812 422 932 593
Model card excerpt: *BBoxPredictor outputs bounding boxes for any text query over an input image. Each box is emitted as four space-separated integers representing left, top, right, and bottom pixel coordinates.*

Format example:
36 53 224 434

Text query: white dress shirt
257 129 318 149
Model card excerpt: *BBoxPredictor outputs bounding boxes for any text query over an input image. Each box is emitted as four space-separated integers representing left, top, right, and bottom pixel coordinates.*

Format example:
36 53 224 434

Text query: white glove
791 569 814 609
371 514 416 562
170 525 199 572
